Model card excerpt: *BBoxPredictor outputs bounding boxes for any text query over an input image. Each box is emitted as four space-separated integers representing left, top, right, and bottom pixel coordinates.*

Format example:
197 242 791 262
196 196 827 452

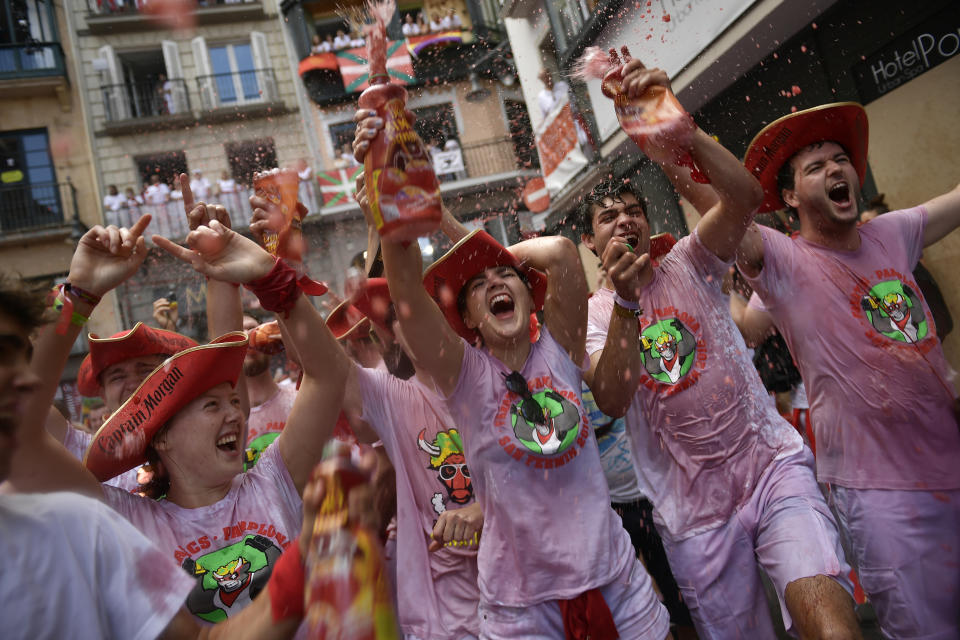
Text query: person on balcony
429 13 444 33
157 73 176 115
401 13 420 36
218 170 237 195
333 29 352 51
103 185 125 213
144 174 170 206
311 34 332 54
189 170 211 201
448 8 462 29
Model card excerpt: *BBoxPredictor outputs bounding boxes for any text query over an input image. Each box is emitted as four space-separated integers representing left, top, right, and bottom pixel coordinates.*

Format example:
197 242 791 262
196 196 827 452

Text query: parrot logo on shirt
861 280 928 343
181 535 280 623
640 318 697 384
418 428 474 515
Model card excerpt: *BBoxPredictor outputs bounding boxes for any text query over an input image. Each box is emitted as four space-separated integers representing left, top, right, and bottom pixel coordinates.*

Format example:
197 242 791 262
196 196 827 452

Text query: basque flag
317 166 363 207
336 41 415 93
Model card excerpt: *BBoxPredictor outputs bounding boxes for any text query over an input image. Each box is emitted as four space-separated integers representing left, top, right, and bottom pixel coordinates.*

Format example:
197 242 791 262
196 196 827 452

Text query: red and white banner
535 99 588 196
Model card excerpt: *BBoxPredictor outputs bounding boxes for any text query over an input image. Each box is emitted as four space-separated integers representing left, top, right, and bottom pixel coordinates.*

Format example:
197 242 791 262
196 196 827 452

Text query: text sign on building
852 5 960 103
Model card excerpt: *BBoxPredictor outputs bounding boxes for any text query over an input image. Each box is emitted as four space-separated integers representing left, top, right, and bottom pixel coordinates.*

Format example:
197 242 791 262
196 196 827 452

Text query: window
226 139 277 187
135 151 188 190
209 43 259 104
0 0 58 72
326 103 457 164
192 33 276 110
0 128 62 230
99 42 188 122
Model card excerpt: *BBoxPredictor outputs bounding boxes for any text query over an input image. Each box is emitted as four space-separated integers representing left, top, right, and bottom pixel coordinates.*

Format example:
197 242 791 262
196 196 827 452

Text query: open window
98 42 188 122
192 32 276 111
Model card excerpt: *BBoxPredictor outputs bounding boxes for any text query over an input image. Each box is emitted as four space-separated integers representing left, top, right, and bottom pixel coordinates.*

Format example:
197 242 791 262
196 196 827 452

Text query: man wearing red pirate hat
737 102 960 638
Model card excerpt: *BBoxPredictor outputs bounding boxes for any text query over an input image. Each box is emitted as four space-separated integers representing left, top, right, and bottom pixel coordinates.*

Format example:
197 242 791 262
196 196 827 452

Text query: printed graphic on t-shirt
181 534 281 623
244 432 281 470
417 428 474 515
859 278 928 343
492 375 589 468
640 317 697 385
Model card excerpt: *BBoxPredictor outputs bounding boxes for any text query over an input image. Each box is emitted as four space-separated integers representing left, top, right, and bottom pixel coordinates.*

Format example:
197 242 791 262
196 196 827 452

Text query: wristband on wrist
51 294 89 335
244 258 302 318
268 537 305 622
613 293 641 310
61 282 102 306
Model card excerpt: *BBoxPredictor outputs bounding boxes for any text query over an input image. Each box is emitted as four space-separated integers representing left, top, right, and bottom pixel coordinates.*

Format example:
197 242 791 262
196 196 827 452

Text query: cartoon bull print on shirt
418 428 473 515
861 280 928 343
640 318 696 384
181 534 280 623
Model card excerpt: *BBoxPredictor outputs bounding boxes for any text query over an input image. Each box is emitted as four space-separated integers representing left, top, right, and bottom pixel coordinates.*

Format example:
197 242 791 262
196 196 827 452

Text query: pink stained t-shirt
356 365 480 640
246 385 297 447
446 327 634 607
744 208 960 490
586 231 802 541
104 443 303 624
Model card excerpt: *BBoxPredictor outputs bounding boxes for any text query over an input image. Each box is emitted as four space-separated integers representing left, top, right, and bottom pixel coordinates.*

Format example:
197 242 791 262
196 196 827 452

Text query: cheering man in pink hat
738 102 960 638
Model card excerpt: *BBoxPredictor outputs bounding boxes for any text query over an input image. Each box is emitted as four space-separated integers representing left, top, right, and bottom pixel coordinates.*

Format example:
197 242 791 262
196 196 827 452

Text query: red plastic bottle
358 75 442 242
602 46 694 149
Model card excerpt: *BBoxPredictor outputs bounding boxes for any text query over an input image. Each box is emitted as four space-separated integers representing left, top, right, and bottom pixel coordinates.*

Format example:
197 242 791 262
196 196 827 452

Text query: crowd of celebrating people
2 58 959 640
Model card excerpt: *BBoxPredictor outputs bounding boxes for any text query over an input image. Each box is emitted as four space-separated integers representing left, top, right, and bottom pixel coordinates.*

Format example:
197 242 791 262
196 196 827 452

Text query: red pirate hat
84 331 248 482
744 102 869 213
423 229 547 341
326 299 372 341
351 278 393 336
77 323 199 397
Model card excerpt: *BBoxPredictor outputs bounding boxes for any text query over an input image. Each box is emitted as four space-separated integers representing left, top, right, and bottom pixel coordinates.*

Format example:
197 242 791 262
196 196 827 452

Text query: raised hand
601 235 652 303
178 171 231 232
152 297 178 331
67 214 152 297
248 191 306 249
620 59 696 162
153 220 274 285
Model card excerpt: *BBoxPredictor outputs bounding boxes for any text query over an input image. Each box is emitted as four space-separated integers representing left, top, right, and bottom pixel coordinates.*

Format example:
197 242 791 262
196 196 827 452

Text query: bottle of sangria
601 46 697 154
357 3 442 242
305 441 398 640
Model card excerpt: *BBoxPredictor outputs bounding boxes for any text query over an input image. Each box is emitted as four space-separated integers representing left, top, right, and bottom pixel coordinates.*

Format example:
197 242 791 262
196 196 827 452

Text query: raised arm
508 236 588 364
154 222 351 494
586 242 652 417
922 183 960 247
729 292 776 347
11 215 152 497
622 61 763 261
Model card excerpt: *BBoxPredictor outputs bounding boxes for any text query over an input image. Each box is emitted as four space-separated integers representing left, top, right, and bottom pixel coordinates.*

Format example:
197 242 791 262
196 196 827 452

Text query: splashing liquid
359 0 442 242
305 441 398 639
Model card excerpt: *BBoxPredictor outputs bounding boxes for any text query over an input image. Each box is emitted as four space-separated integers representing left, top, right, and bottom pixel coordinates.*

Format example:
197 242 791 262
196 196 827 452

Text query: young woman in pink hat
353 113 671 638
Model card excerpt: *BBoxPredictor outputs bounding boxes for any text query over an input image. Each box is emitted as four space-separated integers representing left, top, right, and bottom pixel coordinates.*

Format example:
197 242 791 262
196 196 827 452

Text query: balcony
0 181 78 240
84 0 266 35
0 42 68 101
195 69 287 122
98 78 194 135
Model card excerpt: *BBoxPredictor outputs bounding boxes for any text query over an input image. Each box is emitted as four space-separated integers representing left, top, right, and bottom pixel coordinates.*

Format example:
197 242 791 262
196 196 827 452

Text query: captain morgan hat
77 322 198 397
743 102 869 213
423 229 547 341
326 299 372 341
84 331 249 482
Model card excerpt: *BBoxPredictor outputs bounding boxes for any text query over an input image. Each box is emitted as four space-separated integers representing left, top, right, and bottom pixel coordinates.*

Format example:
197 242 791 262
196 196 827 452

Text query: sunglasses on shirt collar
502 370 547 425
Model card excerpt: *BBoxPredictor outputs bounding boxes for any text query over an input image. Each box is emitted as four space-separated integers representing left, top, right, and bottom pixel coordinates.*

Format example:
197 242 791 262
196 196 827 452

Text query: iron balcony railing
85 0 260 15
0 42 66 80
195 68 278 110
100 78 191 123
0 180 77 234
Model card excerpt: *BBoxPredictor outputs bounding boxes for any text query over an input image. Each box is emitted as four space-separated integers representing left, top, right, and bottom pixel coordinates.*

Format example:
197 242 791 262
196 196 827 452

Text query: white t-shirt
537 80 571 118
312 41 332 53
144 182 170 205
429 19 443 32
218 178 237 194
439 15 452 30
190 176 211 201
402 22 420 36
104 445 302 624
103 193 126 211
247 385 297 448
450 13 462 28
333 34 352 49
0 492 193 640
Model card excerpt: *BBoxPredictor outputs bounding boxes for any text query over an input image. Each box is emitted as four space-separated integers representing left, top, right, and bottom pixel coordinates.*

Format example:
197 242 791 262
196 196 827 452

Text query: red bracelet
268 537 305 622
244 258 302 318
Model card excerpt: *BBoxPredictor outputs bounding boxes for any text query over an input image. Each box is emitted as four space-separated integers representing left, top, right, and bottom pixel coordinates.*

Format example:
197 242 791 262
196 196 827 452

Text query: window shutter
98 45 129 121
161 40 188 113
191 36 217 110
250 32 278 102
